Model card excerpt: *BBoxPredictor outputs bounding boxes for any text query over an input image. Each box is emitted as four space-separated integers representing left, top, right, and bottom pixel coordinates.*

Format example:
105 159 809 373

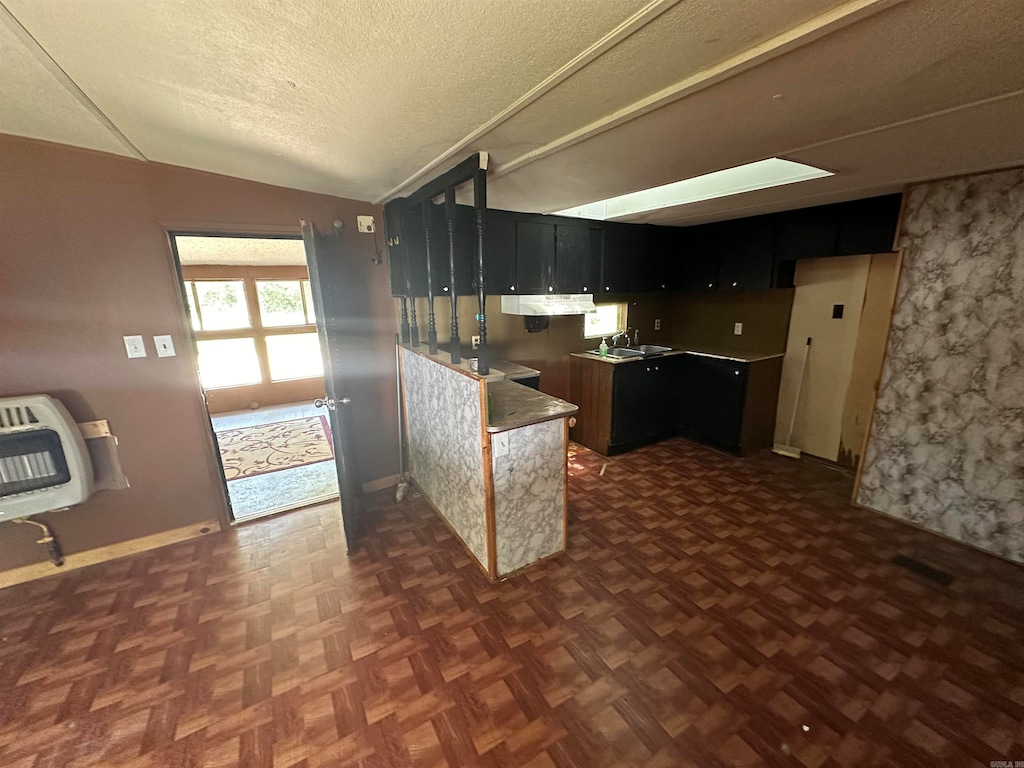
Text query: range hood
500 294 596 316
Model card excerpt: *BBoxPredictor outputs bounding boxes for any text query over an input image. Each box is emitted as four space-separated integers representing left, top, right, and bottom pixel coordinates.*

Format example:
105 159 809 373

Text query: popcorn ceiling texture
857 167 1024 563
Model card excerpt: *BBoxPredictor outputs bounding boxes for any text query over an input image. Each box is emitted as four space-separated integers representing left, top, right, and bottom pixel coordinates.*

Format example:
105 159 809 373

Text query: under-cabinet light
554 158 833 220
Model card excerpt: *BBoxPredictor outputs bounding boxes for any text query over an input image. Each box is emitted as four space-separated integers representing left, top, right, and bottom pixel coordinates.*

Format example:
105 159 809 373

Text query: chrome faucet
611 328 631 347
633 329 639 347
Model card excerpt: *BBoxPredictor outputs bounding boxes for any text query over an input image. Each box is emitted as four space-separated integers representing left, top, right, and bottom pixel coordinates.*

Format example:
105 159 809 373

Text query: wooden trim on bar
479 378 498 579
494 546 567 582
400 343 497 383
563 418 570 551
0 520 219 590
851 246 906 504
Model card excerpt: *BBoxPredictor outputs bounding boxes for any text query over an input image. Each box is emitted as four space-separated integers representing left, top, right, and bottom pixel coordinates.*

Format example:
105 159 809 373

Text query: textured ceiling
2 0 1023 224
175 236 306 266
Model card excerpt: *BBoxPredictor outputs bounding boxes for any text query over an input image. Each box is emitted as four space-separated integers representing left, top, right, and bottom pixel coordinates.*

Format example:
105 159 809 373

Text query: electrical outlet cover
356 215 375 233
654 319 661 330
734 322 743 335
493 432 509 458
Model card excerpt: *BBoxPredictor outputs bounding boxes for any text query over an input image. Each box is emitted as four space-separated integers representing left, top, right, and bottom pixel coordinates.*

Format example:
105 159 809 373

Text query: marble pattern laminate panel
493 419 565 575
858 168 1024 563
401 349 488 568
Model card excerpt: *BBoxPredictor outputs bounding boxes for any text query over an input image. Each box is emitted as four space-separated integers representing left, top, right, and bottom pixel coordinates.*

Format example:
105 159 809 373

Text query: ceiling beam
374 0 682 204
493 0 905 181
0 1 146 161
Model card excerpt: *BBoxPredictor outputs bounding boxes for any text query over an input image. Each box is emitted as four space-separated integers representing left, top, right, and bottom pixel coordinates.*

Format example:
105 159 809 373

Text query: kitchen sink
586 347 645 359
636 345 672 356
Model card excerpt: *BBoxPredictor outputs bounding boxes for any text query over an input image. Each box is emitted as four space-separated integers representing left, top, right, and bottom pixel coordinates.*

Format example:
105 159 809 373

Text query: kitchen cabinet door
611 363 655 444
774 206 838 262
679 356 747 453
384 199 410 297
679 225 720 293
516 220 555 295
834 194 901 256
717 218 775 292
553 224 591 294
653 226 687 291
485 208 517 294
428 203 475 297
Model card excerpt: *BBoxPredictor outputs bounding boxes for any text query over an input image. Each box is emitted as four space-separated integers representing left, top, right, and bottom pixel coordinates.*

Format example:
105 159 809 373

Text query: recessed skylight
554 158 833 220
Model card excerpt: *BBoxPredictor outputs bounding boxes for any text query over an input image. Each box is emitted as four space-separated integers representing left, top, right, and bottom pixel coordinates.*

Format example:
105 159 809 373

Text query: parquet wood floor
2 438 1023 767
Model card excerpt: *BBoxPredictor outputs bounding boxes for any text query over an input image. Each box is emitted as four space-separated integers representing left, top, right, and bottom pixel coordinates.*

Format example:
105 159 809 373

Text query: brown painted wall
670 289 794 355
0 135 397 571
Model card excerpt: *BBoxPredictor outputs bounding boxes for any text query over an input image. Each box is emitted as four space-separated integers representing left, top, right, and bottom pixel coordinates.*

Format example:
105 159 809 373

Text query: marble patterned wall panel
401 349 488 567
857 168 1024 563
493 418 565 575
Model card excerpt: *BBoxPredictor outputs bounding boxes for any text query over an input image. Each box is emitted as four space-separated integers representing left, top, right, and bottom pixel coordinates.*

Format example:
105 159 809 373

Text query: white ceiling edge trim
497 0 905 181
373 0 681 204
0 1 146 160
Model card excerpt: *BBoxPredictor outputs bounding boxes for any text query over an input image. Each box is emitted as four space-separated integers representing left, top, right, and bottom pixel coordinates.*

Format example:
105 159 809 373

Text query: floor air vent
891 554 953 586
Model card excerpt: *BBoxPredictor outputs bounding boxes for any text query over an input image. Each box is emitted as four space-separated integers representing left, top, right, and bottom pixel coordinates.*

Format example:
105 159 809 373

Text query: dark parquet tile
1 437 1023 767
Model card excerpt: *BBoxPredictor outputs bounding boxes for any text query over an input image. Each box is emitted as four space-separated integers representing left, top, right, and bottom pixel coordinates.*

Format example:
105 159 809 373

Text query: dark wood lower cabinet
570 352 783 457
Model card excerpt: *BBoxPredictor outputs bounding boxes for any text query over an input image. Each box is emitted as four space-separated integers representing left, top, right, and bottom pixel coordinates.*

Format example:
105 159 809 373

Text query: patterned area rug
216 416 334 480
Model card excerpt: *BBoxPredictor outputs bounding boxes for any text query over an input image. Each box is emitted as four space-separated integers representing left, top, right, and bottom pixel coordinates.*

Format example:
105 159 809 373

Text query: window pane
584 303 624 338
196 338 262 389
302 280 316 324
256 280 306 327
194 281 249 330
265 333 324 381
183 282 201 331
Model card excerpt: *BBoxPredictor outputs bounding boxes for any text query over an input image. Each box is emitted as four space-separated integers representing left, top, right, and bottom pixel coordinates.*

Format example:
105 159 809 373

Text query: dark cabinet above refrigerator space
384 193 902 299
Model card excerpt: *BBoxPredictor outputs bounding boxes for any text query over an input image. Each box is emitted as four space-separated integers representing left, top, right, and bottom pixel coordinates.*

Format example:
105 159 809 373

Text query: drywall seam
0 1 147 160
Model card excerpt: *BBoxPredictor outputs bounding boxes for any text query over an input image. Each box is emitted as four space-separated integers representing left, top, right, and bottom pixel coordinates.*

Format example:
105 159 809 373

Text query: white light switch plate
356 215 375 233
154 335 176 357
123 335 146 358
734 322 743 335
493 432 509 458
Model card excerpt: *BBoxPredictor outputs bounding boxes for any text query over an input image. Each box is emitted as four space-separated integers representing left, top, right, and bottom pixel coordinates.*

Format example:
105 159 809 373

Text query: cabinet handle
605 286 610 291
548 286 554 292
734 370 740 375
582 286 588 292
708 283 713 288
655 366 659 371
732 282 738 287
443 286 449 292
510 285 515 291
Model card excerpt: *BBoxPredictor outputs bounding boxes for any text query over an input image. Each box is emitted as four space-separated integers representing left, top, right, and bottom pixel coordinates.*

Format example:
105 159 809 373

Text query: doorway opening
170 233 339 522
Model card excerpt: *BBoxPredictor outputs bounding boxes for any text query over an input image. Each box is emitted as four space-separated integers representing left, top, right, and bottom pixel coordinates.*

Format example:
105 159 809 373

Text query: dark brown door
301 221 362 553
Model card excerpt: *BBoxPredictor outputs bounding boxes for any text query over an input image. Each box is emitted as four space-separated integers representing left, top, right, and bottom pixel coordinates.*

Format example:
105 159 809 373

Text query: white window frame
584 302 627 339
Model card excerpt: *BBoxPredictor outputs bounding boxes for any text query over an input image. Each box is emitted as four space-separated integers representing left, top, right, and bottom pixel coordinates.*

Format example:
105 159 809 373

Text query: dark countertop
569 345 785 364
486 379 578 434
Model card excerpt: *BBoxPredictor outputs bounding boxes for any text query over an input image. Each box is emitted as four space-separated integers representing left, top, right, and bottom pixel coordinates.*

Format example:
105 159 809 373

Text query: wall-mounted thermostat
357 215 375 233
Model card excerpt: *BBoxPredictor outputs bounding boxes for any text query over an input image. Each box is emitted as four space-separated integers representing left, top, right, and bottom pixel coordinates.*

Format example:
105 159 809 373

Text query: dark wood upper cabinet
678 225 719 293
553 223 595 294
834 194 901 256
601 222 655 293
388 193 901 298
774 206 839 262
515 220 554 294
716 217 775 292
484 208 516 294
